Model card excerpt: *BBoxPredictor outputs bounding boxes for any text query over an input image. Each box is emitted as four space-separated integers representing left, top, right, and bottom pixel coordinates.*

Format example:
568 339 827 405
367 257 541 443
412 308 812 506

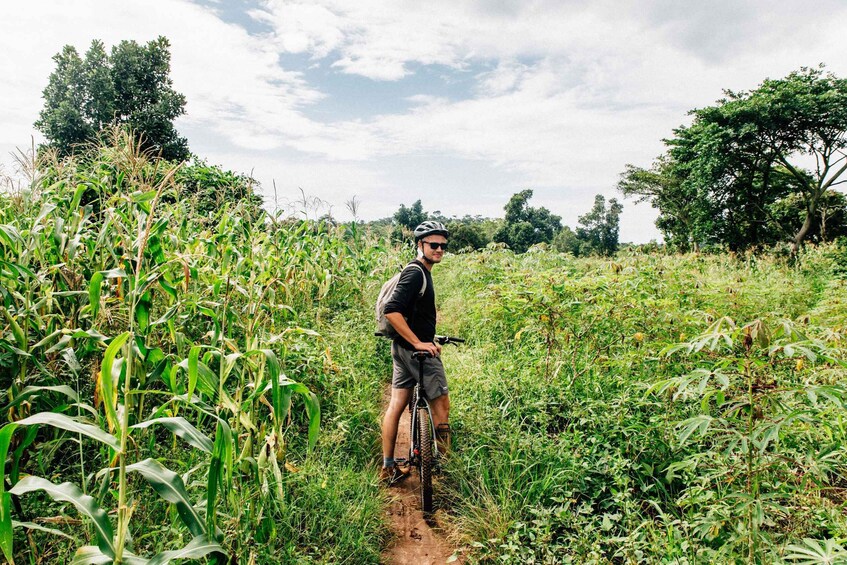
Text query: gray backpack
375 263 427 338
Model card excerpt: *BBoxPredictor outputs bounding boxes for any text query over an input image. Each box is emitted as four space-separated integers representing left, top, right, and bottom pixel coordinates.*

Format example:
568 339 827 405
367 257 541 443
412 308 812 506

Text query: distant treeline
364 191 624 256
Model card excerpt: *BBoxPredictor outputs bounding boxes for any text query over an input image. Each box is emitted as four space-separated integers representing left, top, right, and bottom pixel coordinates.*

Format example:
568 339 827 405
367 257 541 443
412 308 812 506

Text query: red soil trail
381 393 463 565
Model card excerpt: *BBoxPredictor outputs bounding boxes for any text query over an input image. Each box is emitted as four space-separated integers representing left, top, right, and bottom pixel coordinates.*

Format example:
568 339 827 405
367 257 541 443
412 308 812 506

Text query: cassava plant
651 316 847 562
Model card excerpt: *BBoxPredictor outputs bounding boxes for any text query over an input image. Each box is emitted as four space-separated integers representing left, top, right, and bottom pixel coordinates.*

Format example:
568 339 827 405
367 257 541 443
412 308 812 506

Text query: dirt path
381 394 461 565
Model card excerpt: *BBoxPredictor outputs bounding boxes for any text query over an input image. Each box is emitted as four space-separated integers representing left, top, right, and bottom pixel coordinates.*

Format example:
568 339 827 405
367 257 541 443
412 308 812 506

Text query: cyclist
380 220 451 485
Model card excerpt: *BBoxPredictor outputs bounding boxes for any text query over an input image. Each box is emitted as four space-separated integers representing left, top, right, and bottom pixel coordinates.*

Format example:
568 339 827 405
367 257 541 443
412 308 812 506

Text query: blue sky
3 0 847 242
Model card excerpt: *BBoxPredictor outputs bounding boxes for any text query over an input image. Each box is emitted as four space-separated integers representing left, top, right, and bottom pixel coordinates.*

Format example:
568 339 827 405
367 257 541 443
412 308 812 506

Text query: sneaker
380 464 410 486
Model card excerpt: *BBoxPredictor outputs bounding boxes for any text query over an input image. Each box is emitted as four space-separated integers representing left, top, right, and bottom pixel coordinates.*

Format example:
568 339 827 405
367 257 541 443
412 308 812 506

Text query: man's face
419 234 448 263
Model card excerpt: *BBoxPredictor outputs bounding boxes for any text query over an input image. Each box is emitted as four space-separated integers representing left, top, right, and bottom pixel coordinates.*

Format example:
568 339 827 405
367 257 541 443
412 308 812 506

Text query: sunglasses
422 241 449 251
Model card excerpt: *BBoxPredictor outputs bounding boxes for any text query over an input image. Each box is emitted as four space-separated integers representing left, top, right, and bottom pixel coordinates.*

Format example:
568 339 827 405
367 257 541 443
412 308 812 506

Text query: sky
3 1 847 242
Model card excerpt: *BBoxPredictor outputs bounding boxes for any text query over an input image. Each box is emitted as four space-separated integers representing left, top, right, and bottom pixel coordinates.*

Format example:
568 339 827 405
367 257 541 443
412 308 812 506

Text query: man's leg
429 393 451 452
382 386 413 464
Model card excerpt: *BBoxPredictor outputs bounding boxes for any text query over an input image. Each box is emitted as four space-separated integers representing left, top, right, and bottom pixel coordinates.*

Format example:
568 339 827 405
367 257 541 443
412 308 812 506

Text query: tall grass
5 131 847 564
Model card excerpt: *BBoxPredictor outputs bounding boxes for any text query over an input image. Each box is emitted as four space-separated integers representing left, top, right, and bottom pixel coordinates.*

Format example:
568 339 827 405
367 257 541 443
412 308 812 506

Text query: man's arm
385 312 441 356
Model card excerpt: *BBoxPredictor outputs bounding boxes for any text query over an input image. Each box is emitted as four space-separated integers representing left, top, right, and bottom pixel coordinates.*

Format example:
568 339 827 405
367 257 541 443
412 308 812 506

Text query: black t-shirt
383 260 436 350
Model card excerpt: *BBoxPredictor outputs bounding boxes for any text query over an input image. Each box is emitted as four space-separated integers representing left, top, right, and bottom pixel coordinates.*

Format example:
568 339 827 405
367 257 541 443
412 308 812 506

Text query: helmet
413 220 449 241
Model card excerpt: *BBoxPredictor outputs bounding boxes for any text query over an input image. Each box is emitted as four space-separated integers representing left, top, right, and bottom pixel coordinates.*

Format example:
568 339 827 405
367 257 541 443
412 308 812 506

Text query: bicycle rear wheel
417 406 433 514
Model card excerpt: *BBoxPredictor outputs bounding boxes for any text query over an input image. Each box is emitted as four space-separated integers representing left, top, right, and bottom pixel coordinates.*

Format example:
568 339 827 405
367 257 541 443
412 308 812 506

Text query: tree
494 190 562 253
619 157 702 251
552 225 580 255
36 37 189 161
447 221 488 250
574 195 624 256
393 200 427 231
620 66 847 252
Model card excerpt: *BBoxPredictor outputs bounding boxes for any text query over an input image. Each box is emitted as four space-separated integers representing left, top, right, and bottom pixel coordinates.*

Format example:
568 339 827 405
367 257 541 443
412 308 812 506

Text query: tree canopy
576 195 624 256
494 190 562 253
620 66 847 251
36 37 189 161
552 195 624 256
393 199 427 231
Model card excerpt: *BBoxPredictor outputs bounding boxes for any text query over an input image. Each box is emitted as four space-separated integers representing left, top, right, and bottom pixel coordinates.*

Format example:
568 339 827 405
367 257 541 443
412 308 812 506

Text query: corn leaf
207 419 233 535
100 331 131 435
0 492 13 565
147 534 227 565
131 417 213 453
9 476 115 557
88 272 104 319
70 546 146 565
14 413 119 450
124 458 205 537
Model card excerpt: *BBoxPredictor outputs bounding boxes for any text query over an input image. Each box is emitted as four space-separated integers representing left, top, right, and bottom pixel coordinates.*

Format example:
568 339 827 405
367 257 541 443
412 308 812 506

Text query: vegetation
437 245 847 563
492 189 562 253
0 133 391 563
36 37 189 161
620 66 847 252
555 194 624 256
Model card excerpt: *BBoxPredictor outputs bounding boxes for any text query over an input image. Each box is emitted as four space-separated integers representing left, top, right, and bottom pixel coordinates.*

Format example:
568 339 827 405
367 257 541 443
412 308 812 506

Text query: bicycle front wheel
417 406 433 514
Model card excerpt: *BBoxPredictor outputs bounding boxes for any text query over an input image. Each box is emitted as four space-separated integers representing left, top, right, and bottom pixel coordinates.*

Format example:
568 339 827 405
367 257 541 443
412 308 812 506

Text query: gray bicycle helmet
413 220 449 241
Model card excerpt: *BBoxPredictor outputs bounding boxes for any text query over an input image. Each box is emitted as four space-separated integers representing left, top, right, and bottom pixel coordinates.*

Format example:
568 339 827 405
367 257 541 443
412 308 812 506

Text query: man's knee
387 389 412 415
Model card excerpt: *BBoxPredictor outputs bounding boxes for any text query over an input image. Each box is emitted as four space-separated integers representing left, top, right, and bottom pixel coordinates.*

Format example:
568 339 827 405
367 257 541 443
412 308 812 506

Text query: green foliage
573 194 624 256
494 189 562 253
393 199 427 231
174 159 264 223
446 221 490 251
36 37 188 161
435 245 847 562
621 66 847 252
0 133 386 563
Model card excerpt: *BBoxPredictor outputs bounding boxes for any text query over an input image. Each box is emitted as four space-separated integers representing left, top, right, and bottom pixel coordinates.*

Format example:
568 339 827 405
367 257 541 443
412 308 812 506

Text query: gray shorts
391 342 449 400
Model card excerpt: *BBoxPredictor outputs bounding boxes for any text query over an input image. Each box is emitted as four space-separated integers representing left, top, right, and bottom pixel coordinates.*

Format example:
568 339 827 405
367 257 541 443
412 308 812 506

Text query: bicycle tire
418 406 433 514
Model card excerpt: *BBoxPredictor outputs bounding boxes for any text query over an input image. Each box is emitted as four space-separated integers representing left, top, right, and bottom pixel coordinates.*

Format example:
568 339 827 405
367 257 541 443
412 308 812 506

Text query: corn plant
0 132 322 563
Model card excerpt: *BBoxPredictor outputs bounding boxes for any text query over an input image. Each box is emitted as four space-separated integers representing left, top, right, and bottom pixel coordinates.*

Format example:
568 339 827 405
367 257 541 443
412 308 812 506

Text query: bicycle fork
409 397 439 464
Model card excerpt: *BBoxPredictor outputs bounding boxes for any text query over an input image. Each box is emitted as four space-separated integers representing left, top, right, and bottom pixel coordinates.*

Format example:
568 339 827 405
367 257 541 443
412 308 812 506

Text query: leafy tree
620 66 847 252
36 37 189 161
393 200 427 231
494 190 562 253
619 157 701 251
769 189 847 244
446 221 489 250
552 225 580 255
573 195 624 256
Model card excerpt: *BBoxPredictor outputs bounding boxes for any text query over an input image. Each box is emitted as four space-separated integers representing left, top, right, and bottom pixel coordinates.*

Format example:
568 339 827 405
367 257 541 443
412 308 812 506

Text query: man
380 220 451 485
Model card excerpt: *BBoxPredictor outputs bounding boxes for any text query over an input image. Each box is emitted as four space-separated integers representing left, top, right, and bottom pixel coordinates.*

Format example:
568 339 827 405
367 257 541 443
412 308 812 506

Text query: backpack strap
406 262 427 297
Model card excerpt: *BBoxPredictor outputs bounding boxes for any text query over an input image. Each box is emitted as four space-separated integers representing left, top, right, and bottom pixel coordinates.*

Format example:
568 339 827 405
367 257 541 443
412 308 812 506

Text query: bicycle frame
408 355 439 465
408 351 439 514
384 334 463 515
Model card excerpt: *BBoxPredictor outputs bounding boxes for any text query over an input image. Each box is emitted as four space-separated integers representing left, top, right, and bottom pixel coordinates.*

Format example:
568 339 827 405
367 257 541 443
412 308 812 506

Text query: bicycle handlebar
374 332 465 346
434 335 464 345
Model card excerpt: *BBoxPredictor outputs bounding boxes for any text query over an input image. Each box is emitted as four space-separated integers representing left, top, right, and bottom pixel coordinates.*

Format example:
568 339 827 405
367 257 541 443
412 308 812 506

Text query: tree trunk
791 207 815 255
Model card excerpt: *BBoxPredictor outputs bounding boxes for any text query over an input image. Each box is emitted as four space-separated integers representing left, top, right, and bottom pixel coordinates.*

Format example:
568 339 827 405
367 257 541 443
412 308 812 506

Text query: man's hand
385 312 441 356
413 341 441 356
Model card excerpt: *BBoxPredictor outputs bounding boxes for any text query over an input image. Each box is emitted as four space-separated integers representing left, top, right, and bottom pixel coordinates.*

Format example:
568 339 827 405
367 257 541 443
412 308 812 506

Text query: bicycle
407 335 464 515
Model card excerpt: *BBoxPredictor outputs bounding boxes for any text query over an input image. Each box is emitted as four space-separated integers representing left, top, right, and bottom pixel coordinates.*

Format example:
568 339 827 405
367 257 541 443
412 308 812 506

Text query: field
2 138 847 563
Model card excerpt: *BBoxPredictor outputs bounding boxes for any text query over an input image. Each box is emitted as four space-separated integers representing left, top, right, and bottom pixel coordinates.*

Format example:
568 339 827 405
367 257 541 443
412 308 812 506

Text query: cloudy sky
3 1 847 242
